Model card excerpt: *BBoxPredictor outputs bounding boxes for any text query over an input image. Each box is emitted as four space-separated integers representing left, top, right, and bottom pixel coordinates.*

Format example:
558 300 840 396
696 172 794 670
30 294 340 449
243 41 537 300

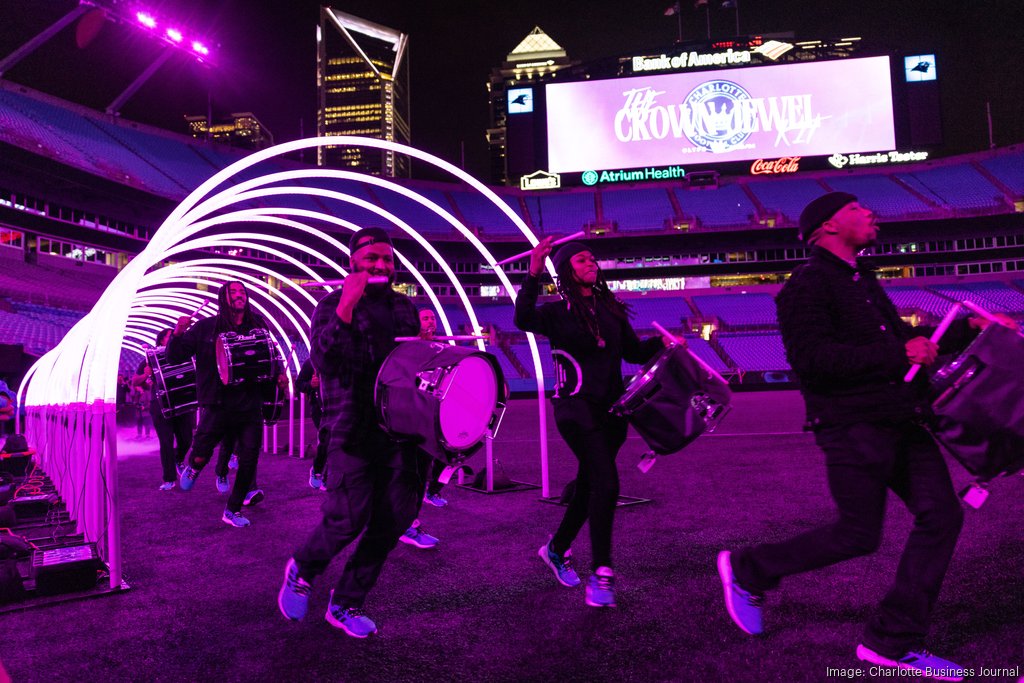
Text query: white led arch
20 135 570 593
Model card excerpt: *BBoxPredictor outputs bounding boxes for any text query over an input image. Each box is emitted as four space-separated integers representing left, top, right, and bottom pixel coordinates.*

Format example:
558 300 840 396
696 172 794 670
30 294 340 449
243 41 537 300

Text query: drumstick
300 276 390 288
191 300 210 317
394 335 489 342
904 302 962 383
493 231 586 267
960 300 997 323
652 321 728 386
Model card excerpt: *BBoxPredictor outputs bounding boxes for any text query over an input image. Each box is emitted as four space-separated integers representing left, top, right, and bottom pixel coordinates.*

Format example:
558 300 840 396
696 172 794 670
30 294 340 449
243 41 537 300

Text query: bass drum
146 346 197 418
930 323 1024 481
611 343 731 456
375 341 507 464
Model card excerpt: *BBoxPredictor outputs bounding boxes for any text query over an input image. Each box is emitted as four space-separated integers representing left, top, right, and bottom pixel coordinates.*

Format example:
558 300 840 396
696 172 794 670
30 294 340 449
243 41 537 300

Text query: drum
145 346 197 418
375 341 508 464
215 330 281 386
930 323 1024 481
611 343 731 456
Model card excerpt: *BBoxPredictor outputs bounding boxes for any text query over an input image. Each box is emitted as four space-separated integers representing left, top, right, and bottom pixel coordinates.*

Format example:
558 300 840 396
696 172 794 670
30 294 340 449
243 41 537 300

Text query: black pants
309 404 329 476
425 459 447 497
550 397 628 571
151 403 194 483
187 408 263 513
293 444 430 608
732 420 964 658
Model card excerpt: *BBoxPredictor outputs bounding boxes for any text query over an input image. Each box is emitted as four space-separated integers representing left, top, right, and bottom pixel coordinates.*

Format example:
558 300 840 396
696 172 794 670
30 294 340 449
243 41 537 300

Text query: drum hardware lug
637 451 658 474
438 463 472 486
488 401 508 439
959 481 989 509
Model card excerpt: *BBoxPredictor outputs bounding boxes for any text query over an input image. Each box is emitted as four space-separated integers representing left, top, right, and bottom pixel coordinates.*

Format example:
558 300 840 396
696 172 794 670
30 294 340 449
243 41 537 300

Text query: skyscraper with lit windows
317 7 410 177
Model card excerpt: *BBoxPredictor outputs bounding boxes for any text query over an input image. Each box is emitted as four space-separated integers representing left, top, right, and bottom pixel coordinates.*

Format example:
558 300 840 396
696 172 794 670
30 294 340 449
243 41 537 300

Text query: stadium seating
884 286 957 317
522 192 596 233
601 188 674 233
979 150 1024 196
745 177 827 223
448 190 529 236
673 184 755 228
822 174 932 219
691 293 777 326
898 165 1006 212
718 333 790 371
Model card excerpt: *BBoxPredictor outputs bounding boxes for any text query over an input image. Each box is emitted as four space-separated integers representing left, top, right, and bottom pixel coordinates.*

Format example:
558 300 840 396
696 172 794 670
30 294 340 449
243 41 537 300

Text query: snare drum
146 346 197 418
375 341 507 464
930 323 1024 481
611 344 731 456
215 329 281 386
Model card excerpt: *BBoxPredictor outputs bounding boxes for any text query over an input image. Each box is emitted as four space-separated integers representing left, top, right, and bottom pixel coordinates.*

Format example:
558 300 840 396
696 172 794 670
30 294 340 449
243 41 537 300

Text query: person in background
138 329 196 491
296 359 328 490
168 281 282 527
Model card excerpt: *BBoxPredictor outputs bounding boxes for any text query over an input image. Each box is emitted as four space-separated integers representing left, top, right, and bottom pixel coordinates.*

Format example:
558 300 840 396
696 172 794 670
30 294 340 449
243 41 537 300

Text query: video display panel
545 56 895 172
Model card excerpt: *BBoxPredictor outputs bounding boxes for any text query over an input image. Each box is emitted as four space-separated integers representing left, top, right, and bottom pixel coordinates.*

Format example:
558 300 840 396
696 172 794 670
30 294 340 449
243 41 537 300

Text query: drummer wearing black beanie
278 226 428 638
715 192 1002 680
515 236 675 609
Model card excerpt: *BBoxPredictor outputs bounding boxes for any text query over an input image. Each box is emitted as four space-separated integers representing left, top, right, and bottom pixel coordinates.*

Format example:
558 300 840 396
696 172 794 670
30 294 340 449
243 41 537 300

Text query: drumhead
215 334 233 385
438 355 498 450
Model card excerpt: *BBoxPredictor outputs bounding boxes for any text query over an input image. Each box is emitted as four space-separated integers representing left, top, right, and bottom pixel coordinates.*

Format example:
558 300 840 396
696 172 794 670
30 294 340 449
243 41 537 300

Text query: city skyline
0 0 1020 181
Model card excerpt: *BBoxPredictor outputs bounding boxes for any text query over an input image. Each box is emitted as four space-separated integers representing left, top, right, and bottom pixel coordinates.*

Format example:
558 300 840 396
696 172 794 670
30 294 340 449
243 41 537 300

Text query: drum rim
375 341 507 458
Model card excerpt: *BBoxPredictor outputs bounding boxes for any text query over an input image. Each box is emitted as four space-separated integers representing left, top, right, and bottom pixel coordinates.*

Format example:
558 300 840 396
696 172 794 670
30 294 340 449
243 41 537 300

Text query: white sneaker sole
325 610 377 638
585 594 617 608
537 544 580 588
717 551 760 635
398 535 437 549
277 560 308 622
855 645 965 682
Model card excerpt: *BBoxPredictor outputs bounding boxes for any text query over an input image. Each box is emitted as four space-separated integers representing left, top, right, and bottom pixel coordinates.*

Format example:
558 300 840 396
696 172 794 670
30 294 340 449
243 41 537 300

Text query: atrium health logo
581 170 599 186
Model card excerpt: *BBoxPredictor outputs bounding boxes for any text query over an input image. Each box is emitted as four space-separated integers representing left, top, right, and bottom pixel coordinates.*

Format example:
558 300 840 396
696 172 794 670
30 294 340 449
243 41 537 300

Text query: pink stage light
191 41 209 55
136 11 156 28
165 28 183 42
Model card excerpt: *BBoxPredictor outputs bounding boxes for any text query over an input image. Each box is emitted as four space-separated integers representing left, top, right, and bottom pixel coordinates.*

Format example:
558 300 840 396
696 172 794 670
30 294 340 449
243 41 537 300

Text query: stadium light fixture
191 41 209 56
136 11 156 29
165 28 183 43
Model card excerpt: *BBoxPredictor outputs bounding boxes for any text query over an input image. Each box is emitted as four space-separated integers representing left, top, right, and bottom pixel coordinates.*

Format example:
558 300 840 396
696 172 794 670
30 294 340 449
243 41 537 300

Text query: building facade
317 6 410 177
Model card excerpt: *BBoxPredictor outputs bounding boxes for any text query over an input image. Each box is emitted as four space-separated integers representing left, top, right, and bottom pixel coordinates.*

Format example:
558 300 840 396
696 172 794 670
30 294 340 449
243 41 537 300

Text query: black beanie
798 192 857 241
349 227 392 254
552 241 592 272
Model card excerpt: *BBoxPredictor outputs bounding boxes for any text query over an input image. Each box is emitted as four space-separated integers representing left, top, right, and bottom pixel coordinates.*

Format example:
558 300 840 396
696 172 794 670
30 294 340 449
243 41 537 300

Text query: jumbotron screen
545 56 895 172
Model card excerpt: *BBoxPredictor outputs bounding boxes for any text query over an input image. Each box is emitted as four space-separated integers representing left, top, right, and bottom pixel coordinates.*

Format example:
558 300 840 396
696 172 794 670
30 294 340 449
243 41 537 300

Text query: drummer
515 238 675 608
138 328 196 491
277 227 430 638
168 282 284 527
716 192 1016 679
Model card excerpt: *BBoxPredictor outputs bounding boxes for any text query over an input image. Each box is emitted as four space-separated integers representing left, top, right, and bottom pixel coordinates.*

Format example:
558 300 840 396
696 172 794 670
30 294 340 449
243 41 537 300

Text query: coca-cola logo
750 156 801 174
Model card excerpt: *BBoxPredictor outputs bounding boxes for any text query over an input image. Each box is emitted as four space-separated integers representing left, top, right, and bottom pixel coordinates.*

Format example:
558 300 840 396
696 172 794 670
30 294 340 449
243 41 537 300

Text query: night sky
1 0 1021 180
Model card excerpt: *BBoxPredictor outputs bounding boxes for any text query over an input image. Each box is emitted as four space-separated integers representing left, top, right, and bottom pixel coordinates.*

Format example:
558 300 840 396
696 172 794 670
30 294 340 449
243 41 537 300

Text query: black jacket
777 246 975 427
514 274 662 406
310 284 419 463
166 314 269 412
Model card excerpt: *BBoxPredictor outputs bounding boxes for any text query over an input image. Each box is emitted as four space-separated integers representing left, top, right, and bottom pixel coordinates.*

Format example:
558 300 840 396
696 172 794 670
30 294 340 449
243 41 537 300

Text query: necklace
582 298 605 348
